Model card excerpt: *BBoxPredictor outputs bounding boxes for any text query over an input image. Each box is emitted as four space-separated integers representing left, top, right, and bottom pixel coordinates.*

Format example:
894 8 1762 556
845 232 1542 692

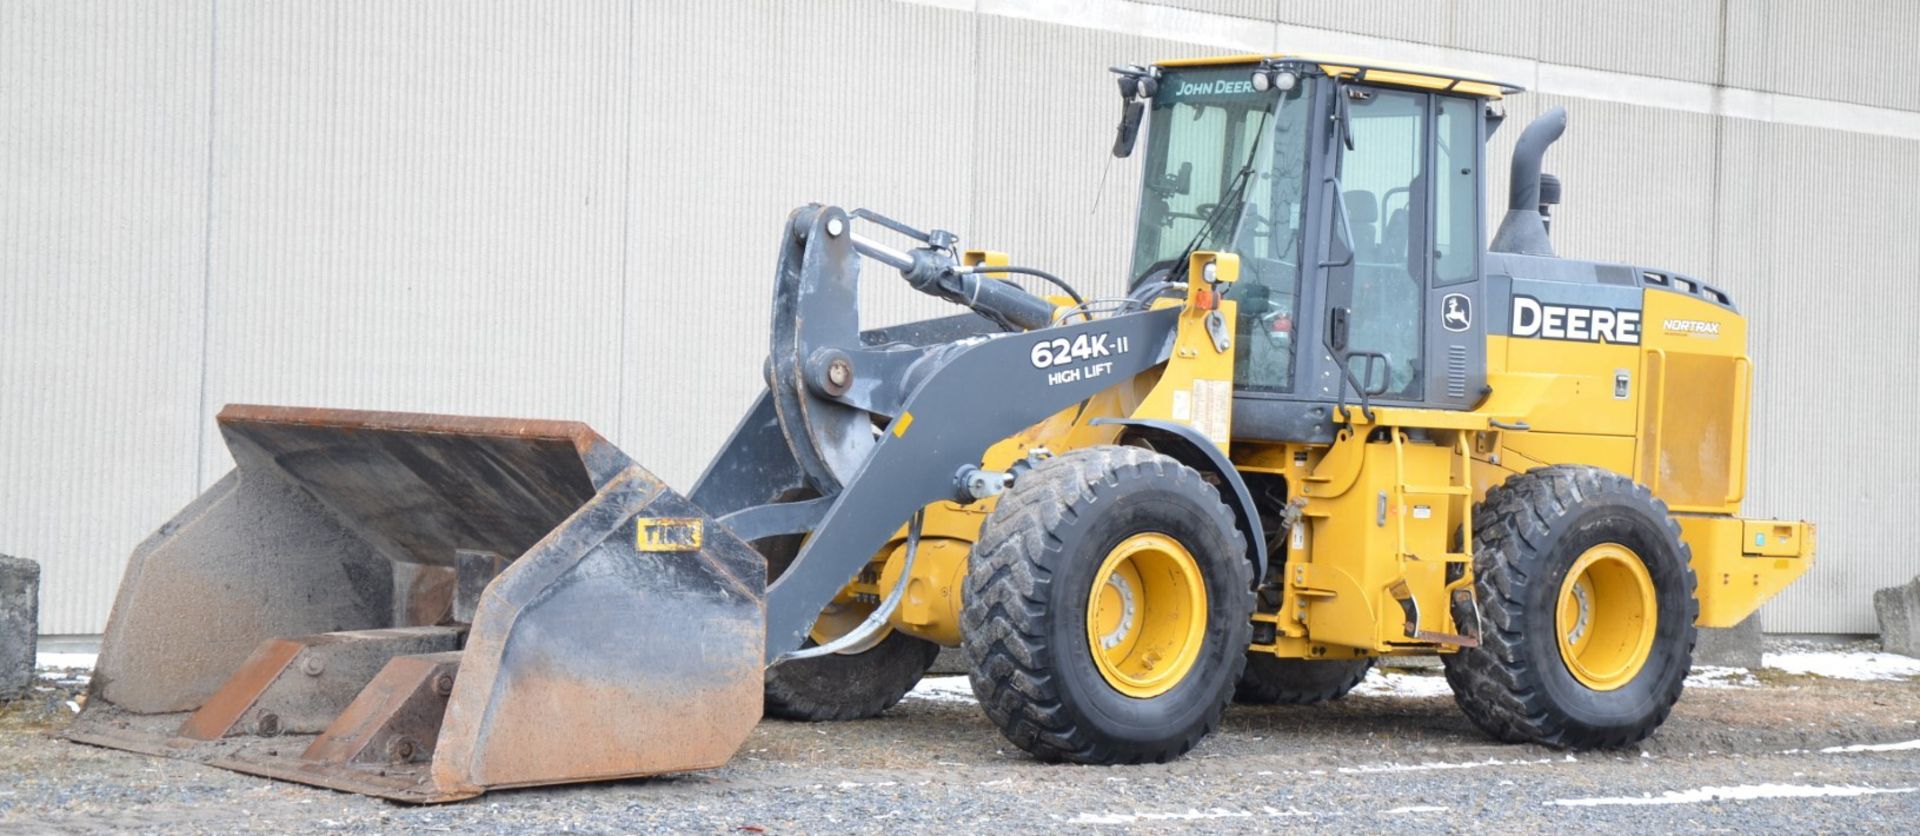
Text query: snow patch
1822 739 1920 754
1065 808 1253 824
35 652 97 670
1547 783 1915 807
1347 669 1453 699
1685 665 1757 689
1763 651 1920 681
1064 806 1324 824
1382 805 1447 814
904 675 975 704
1340 756 1553 775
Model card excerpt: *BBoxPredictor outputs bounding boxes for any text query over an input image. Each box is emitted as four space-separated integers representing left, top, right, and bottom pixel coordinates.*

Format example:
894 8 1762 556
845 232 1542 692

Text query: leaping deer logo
1442 293 1472 332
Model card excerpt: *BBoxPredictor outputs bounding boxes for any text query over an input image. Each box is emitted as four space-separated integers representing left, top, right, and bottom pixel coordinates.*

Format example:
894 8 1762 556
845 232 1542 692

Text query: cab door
1320 86 1485 410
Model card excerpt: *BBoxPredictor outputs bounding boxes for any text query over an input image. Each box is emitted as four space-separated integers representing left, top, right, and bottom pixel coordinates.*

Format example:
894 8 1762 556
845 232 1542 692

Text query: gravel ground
3 646 1917 833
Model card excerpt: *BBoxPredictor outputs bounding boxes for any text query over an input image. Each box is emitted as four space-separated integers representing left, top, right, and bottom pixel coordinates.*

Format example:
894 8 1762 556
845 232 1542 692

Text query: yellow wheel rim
1086 533 1208 698
1555 543 1657 691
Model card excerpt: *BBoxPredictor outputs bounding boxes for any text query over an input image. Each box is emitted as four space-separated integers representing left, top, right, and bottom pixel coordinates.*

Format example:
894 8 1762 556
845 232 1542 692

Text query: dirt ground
3 657 1917 833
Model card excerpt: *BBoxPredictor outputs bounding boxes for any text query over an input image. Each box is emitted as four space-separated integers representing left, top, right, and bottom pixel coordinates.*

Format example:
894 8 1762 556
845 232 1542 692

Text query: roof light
1250 69 1298 93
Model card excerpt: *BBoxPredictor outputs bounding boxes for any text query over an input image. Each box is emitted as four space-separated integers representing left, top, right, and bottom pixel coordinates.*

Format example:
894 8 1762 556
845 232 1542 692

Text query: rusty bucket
67 405 765 802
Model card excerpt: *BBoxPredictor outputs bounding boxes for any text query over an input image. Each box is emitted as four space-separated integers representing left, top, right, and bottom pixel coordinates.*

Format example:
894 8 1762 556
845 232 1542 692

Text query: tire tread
961 446 1253 764
1443 464 1698 749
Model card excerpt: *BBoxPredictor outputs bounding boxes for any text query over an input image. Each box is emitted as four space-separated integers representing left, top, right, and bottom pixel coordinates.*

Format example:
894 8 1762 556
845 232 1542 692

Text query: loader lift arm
695 204 1186 661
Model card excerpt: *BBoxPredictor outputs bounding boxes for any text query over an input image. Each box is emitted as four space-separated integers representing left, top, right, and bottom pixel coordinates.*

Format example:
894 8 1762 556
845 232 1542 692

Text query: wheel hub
1086 533 1208 699
1097 573 1139 650
1555 543 1657 691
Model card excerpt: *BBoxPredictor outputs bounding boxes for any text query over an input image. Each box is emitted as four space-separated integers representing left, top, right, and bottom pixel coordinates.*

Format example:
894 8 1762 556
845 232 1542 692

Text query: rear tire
764 631 942 721
961 446 1254 764
1443 465 1696 748
1234 656 1373 705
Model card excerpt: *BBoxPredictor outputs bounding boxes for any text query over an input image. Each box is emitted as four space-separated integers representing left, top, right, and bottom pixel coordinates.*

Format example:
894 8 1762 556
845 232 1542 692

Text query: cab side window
1338 88 1426 400
1433 96 1478 285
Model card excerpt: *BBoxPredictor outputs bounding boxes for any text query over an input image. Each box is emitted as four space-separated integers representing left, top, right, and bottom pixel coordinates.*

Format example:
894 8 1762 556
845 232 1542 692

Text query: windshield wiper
1169 111 1271 283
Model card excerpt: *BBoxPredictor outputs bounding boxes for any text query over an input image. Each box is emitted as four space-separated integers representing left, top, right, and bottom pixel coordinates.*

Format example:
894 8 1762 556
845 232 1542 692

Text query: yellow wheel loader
70 53 1815 800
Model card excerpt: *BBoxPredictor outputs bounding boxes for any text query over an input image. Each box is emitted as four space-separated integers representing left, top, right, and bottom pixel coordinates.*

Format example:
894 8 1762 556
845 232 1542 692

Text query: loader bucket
67 405 766 802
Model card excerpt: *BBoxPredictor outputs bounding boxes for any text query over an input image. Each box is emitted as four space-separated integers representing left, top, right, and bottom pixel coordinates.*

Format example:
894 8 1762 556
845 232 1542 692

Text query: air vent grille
1446 345 1469 398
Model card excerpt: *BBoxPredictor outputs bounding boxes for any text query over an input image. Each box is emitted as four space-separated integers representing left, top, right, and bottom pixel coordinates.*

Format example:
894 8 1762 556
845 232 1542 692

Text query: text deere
1510 295 1642 345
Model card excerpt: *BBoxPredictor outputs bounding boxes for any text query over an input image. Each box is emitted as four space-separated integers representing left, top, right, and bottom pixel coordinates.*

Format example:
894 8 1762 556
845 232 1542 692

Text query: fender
1090 417 1267 582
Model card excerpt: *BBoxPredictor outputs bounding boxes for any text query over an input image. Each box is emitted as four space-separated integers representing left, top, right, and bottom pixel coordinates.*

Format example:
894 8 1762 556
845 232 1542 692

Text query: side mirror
1112 99 1145 158
1113 99 1136 158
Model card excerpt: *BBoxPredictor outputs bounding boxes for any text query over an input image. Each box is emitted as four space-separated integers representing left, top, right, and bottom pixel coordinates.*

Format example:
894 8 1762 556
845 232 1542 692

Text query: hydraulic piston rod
849 230 1057 331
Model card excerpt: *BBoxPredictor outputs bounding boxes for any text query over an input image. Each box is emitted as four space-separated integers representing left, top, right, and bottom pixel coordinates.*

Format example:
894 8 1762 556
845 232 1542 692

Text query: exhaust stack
1490 107 1567 257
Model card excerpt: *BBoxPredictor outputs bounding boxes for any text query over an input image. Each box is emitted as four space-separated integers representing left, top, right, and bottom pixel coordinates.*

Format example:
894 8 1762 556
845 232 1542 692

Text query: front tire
764 631 941 721
1443 465 1697 749
757 526 941 722
961 446 1254 764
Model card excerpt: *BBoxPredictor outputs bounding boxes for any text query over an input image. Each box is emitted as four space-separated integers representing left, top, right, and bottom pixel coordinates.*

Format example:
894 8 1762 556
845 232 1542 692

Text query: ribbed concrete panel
199 1 631 486
1441 0 1539 59
1725 1 1920 112
0 2 211 634
621 0 977 487
1277 1 1454 49
1276 0 1542 57
1138 0 1275 22
968 16 1221 301
9 0 1918 636
1739 124 1920 633
1528 94 1719 278
620 1 782 490
1537 1 1723 84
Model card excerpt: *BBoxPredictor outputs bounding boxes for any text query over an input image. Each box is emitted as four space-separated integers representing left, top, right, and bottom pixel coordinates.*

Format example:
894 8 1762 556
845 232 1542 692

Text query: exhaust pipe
1489 106 1567 257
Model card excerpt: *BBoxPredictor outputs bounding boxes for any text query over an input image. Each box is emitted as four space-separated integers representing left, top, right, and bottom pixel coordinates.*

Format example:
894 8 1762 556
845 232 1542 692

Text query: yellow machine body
868 252 1811 658
838 55 1815 663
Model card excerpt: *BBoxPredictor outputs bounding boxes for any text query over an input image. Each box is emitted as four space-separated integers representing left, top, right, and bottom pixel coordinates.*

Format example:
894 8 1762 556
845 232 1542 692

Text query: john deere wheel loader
70 53 1814 800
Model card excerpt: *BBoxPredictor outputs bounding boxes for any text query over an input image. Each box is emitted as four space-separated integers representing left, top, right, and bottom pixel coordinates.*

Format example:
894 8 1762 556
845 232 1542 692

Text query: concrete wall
4 0 1916 635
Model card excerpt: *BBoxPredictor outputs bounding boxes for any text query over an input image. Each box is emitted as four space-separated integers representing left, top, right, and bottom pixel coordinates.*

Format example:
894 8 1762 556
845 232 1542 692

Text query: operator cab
1120 56 1519 442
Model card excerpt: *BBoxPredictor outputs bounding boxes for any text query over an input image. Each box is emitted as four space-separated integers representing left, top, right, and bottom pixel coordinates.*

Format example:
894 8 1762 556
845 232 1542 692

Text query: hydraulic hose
774 512 924 663
970 265 1085 305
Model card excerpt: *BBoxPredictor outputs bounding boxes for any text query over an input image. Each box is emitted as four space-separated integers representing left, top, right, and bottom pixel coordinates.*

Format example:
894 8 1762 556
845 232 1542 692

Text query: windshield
1129 67 1311 392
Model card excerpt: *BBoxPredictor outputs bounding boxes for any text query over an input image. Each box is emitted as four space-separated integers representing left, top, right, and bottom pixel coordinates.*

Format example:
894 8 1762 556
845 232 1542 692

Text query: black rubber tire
961 446 1254 764
763 630 942 721
755 522 942 722
1443 465 1698 749
1234 656 1373 705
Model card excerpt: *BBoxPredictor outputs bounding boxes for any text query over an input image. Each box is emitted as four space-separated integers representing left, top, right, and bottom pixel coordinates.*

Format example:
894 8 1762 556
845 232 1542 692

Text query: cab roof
1157 53 1522 100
